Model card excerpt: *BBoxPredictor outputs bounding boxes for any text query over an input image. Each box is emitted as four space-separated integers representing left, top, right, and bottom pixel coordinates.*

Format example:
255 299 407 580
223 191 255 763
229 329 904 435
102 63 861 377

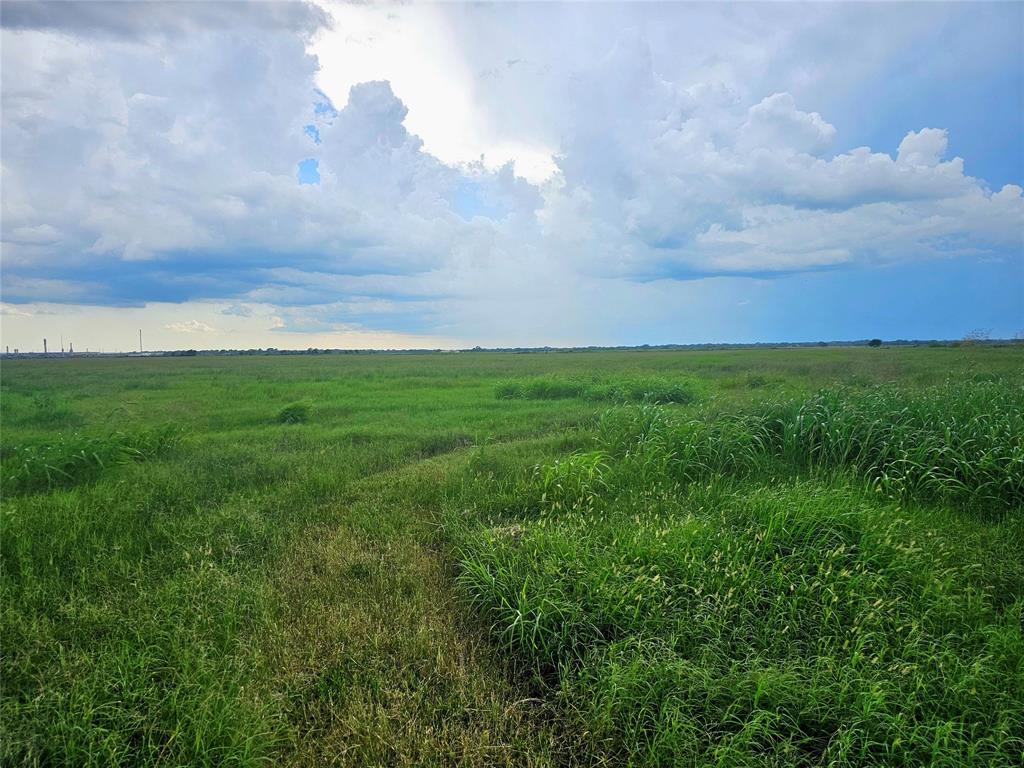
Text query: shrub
276 402 311 424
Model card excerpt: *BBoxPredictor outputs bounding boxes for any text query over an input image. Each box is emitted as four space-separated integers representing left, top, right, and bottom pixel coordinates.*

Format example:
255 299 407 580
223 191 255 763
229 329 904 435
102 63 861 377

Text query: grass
1 346 1022 766
496 374 704 404
276 402 313 424
587 379 1024 510
447 383 1024 765
1 425 182 494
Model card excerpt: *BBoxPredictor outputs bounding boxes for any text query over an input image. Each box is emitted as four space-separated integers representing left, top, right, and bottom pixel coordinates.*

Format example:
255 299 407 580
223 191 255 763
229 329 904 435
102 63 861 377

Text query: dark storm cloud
0 0 329 38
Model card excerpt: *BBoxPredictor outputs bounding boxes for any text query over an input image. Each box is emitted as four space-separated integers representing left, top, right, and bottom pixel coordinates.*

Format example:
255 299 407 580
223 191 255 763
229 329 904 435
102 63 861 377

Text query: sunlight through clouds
1 1 1020 349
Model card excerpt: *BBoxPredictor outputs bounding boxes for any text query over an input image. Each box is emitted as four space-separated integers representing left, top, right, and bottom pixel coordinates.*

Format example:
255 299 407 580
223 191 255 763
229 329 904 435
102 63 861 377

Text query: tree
868 339 882 347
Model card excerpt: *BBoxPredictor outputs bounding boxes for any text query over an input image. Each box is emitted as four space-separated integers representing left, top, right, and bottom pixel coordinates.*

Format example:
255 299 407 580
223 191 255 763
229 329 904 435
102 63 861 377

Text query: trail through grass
274 449 565 767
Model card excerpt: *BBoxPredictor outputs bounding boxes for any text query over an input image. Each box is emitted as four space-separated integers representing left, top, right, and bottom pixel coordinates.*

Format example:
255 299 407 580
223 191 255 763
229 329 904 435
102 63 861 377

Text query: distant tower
43 338 47 355
69 342 74 354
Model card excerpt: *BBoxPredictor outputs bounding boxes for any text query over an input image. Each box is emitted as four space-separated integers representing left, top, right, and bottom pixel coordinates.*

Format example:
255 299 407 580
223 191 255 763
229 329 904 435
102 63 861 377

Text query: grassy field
2 346 1022 766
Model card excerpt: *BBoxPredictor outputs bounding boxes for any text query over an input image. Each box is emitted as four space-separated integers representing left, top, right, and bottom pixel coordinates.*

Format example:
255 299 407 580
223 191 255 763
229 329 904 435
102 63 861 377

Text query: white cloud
738 92 836 155
0 302 33 317
897 128 949 167
1 2 1021 346
0 301 463 352
529 30 1021 278
311 0 557 183
164 320 216 333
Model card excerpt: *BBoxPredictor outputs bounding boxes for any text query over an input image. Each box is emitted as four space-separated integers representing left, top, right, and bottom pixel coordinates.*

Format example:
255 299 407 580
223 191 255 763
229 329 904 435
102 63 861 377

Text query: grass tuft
276 402 312 424
1 425 183 494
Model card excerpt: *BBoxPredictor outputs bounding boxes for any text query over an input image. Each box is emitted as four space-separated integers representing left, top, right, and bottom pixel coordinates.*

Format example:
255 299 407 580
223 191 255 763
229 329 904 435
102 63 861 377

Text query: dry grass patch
273 458 561 767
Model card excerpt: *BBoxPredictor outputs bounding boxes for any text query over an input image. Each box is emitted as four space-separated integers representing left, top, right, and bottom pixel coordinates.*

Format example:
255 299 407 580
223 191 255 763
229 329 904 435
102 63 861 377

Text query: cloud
164 320 216 333
0 2 1021 346
897 128 949 167
3 224 61 245
0 0 328 39
0 302 33 317
738 92 836 155
534 30 1021 278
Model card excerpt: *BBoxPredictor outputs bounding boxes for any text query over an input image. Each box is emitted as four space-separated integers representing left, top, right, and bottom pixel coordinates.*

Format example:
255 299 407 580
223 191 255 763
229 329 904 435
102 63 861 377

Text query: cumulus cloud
164 320 216 333
536 31 1021 277
897 128 949 167
0 1 1020 347
738 92 836 155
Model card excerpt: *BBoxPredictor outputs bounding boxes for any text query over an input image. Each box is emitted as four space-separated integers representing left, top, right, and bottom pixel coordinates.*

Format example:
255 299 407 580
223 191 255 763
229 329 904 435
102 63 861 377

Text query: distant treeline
2 338 1022 359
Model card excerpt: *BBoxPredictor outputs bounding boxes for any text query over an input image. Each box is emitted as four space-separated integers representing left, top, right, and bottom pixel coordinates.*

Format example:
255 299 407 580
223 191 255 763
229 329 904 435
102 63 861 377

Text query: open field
2 347 1022 766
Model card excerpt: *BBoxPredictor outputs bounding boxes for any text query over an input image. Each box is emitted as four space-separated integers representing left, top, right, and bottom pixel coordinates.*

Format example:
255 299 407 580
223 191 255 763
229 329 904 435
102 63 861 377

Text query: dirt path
272 451 560 767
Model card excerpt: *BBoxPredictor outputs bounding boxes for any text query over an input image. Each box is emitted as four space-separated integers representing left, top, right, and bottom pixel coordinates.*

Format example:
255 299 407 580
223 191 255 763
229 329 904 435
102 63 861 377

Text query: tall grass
595 379 1023 511
1 425 183 494
450 485 1024 766
757 380 1024 508
496 374 704 405
449 378 1024 766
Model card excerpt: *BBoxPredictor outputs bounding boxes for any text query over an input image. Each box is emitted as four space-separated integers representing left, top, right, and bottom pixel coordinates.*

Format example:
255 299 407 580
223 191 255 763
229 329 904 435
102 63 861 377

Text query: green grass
447 382 1024 765
1 424 182 494
2 346 1022 766
276 402 313 424
496 374 704 404
588 379 1024 510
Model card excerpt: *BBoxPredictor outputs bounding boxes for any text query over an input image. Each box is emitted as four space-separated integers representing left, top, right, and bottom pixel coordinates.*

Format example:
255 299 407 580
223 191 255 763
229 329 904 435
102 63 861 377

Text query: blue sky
823 4 1023 190
0 1 1021 350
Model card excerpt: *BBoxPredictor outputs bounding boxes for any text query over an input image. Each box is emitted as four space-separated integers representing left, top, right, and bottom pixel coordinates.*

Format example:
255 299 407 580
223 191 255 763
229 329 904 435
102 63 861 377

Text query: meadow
1 346 1022 766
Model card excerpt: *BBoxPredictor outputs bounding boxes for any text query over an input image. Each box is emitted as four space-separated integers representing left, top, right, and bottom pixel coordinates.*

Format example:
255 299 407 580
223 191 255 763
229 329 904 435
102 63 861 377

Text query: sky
1 0 1021 352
